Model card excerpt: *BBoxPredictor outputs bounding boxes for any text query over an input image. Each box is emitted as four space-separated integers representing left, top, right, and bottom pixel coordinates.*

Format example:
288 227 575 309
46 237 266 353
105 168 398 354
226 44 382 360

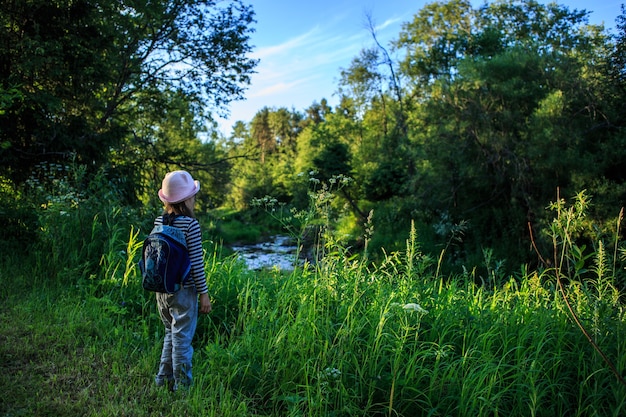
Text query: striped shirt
154 215 208 294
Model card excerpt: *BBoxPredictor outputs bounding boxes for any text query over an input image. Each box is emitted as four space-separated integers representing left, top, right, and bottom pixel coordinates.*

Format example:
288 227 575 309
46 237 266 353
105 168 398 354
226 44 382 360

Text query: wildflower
323 367 341 379
402 303 428 314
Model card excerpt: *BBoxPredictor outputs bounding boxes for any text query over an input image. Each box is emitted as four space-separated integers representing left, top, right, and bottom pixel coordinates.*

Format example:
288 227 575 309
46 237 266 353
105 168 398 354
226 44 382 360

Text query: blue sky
216 0 624 135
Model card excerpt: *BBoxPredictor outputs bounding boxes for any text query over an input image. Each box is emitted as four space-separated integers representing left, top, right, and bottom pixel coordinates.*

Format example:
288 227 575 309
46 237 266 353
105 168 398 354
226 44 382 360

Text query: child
153 170 212 391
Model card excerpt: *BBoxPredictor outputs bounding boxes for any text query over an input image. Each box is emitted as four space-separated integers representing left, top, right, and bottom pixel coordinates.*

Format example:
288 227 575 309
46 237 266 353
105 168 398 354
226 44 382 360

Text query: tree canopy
0 0 257 192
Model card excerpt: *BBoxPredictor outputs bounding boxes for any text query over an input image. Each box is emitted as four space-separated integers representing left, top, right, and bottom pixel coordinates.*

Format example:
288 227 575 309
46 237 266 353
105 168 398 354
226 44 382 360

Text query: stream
230 235 300 271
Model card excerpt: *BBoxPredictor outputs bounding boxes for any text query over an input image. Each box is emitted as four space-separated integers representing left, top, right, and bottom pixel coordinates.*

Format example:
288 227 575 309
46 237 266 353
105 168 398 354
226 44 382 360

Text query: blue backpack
139 215 191 294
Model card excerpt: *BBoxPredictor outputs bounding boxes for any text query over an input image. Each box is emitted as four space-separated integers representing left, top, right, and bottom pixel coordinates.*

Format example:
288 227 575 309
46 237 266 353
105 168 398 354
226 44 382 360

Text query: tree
0 0 257 186
250 107 275 164
395 0 475 87
338 48 385 120
397 0 617 265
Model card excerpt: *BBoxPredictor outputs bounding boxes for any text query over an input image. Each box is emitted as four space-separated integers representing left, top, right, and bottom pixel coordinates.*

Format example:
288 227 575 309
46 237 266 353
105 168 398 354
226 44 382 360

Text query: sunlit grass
2 191 626 416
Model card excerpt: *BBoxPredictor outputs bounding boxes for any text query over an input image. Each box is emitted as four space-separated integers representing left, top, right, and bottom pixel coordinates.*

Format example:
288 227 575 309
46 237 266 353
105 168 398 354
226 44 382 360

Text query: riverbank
3 238 625 416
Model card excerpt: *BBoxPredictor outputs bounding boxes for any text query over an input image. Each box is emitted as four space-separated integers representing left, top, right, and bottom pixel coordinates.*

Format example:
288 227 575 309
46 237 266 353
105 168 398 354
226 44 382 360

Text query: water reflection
230 235 299 270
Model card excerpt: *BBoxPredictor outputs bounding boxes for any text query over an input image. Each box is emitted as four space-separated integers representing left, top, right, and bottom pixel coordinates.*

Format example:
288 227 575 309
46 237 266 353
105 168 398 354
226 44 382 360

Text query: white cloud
377 16 405 32
251 79 307 98
253 26 322 59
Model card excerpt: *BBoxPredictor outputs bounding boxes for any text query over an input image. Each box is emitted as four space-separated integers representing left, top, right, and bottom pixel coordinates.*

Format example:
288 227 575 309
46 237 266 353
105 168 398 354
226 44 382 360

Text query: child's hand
199 293 212 314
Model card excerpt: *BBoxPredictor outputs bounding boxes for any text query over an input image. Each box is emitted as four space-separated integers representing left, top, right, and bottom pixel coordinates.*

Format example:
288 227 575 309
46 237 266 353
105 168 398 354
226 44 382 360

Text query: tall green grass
2 187 626 416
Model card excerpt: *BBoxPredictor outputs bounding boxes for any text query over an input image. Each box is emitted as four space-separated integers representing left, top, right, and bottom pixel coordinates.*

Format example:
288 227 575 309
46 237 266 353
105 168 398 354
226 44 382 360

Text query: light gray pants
155 286 198 390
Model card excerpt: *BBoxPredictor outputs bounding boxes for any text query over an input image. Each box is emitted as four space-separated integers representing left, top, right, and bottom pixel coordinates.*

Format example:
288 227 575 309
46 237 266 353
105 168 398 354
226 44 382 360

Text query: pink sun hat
158 170 200 204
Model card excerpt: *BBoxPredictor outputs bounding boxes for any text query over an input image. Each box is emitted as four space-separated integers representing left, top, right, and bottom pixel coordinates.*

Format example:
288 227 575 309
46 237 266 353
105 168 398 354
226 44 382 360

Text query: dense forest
3 1 626 416
2 0 626 277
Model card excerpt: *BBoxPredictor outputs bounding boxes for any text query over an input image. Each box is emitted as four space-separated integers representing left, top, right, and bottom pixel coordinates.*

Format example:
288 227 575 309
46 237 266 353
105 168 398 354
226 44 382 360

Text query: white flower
323 367 341 379
402 303 428 314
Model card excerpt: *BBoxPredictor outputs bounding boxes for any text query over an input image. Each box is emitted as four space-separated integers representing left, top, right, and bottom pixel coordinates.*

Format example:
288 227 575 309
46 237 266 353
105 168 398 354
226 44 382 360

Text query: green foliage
3 1 626 412
0 176 38 253
313 141 352 183
251 173 355 265
396 0 475 83
3 189 626 416
213 1 626 276
2 0 625 279
0 0 257 195
363 160 407 201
